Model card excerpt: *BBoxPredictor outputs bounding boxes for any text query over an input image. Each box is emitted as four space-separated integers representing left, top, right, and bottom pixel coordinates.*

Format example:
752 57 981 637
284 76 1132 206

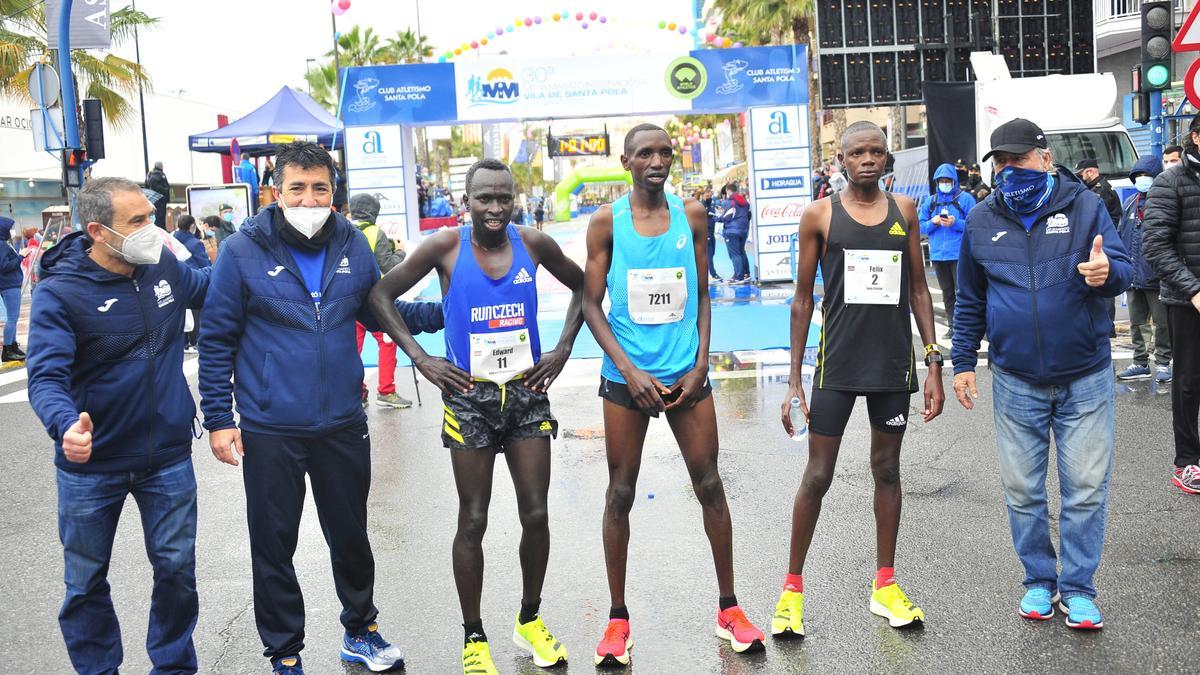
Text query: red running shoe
594 619 632 666
715 606 765 653
1173 465 1200 494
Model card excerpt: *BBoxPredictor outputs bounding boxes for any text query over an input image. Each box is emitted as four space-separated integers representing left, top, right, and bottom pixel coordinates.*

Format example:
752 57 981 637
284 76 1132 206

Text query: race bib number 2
470 328 534 384
628 267 687 324
843 249 902 305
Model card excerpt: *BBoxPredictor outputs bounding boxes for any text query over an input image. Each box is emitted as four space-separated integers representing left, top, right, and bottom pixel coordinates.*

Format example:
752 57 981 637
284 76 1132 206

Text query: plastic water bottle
789 397 808 442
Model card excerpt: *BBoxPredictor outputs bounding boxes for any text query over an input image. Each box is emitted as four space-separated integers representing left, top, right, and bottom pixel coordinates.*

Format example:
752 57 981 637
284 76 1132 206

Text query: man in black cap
951 117 1132 631
1074 159 1122 226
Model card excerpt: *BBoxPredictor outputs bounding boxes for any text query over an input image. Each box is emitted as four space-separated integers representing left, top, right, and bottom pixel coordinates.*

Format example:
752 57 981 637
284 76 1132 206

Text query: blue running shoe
272 655 304 674
1059 596 1103 630
1156 365 1173 384
1018 588 1060 620
341 623 405 671
1117 364 1151 380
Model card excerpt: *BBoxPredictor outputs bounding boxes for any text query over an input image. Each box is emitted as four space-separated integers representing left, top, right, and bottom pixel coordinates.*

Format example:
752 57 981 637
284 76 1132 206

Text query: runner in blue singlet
368 159 585 674
582 124 765 666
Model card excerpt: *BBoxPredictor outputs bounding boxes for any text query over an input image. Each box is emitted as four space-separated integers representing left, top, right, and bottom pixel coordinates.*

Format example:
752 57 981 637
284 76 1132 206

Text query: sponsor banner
758 225 799 253
758 251 795 282
340 63 458 125
753 148 808 171
690 46 808 113
46 0 111 50
755 197 808 227
341 46 807 127
756 168 810 199
349 187 407 215
345 126 405 169
346 167 405 190
454 54 679 122
750 105 808 150
376 214 407 238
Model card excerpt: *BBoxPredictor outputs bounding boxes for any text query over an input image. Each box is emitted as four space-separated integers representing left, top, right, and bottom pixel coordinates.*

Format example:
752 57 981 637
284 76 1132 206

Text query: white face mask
102 224 163 265
281 203 331 239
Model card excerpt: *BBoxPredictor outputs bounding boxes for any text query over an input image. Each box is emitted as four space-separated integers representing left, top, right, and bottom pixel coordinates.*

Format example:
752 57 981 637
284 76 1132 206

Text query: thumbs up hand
63 412 93 463
1076 235 1110 287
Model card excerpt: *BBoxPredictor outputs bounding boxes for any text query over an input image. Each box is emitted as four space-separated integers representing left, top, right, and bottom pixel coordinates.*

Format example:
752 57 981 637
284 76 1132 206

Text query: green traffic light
1147 64 1170 88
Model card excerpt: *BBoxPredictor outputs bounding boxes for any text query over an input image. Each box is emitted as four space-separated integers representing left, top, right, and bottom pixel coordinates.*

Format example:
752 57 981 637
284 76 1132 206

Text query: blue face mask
1134 175 1154 193
996 166 1053 214
937 181 954 194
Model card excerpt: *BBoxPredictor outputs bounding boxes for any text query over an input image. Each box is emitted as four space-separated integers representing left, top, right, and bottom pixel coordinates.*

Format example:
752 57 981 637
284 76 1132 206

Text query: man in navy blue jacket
199 141 440 675
951 119 1132 631
27 176 210 674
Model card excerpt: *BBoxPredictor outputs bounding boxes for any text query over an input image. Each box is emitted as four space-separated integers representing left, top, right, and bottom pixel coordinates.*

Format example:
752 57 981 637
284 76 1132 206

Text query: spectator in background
145 161 171 229
349 193 411 410
1116 156 1171 384
1 216 26 362
827 164 848 193
812 168 829 201
719 182 752 284
214 205 238 245
534 200 545 231
235 154 260 214
173 215 211 352
1142 112 1200 495
967 162 984 193
700 187 722 282
417 179 430 218
261 159 275 190
919 163 976 339
1075 158 1123 335
1163 145 1183 170
333 160 349 213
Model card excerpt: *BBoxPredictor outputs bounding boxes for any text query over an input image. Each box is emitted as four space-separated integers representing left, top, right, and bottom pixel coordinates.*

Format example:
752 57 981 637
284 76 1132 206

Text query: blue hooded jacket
27 231 210 473
918 163 976 261
952 167 1133 384
718 192 751 236
199 205 442 436
1118 154 1163 290
0 216 23 291
172 228 211 270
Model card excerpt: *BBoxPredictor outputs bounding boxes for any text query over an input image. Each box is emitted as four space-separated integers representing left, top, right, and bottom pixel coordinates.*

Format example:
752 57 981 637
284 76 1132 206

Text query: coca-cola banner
746 103 811 281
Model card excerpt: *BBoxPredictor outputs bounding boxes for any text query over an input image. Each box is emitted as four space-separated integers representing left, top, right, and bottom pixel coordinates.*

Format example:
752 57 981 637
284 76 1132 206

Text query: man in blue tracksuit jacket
198 141 440 675
1116 155 1171 382
27 177 210 674
951 119 1132 630
919 162 976 338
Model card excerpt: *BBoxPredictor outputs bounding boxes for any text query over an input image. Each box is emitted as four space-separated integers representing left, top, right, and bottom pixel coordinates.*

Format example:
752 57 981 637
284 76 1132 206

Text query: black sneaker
1 343 24 362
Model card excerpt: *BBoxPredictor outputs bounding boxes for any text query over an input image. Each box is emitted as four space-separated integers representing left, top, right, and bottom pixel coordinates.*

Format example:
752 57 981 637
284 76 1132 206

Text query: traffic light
82 98 105 160
63 148 86 188
1141 1 1173 92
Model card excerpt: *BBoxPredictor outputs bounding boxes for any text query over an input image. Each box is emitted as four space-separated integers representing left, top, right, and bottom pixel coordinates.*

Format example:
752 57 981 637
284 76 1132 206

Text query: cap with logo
981 118 1048 162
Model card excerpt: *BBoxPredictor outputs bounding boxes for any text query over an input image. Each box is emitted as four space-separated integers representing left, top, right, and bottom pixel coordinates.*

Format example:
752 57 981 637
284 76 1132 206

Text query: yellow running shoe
513 614 568 668
771 589 805 637
462 641 498 675
870 580 925 628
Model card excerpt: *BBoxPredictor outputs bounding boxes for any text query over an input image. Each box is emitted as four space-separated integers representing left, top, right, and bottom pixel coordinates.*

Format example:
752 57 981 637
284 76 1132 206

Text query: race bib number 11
470 328 534 384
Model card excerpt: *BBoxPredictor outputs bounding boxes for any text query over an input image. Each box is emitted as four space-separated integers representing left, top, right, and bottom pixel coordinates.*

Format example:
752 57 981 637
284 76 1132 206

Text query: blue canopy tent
188 86 343 156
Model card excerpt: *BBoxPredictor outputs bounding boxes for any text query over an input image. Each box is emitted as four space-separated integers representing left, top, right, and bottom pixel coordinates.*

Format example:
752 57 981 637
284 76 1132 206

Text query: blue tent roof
188 86 343 155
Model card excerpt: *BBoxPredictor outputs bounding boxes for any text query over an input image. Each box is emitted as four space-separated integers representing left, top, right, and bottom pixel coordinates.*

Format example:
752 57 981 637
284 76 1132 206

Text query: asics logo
268 265 285 277
991 231 1008 242
97 298 118 312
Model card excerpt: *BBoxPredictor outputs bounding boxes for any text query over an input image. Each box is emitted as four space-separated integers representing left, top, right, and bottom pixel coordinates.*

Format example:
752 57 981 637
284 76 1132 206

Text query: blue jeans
724 231 749 280
991 365 1114 600
57 459 198 674
1 286 20 344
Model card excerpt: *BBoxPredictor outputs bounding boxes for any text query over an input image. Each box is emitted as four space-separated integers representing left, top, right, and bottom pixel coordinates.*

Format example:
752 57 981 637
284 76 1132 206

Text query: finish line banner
341 45 807 126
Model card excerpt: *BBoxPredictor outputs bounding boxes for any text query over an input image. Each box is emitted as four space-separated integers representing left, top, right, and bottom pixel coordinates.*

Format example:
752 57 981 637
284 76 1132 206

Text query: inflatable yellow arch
553 166 633 222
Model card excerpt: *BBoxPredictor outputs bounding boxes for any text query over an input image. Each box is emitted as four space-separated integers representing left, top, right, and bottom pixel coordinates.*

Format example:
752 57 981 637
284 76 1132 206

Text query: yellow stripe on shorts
443 423 464 444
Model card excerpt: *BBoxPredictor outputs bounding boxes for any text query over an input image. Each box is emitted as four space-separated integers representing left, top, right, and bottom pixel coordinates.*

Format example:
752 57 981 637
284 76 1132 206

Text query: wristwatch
924 350 944 367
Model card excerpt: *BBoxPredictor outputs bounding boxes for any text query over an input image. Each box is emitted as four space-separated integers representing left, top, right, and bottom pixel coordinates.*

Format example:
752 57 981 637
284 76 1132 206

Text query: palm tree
382 28 432 65
709 0 818 163
0 3 158 129
305 61 339 111
326 25 387 67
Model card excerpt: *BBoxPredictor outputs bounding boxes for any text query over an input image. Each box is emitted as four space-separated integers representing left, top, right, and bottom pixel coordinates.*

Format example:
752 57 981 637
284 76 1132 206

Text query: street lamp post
131 0 149 177
305 58 317 95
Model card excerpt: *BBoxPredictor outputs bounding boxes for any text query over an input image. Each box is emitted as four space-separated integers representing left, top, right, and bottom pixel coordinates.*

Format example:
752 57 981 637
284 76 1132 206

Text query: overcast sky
113 0 702 115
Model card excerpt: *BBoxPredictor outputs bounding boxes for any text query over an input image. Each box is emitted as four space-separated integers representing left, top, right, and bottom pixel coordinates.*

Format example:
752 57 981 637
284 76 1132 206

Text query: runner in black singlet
771 121 945 639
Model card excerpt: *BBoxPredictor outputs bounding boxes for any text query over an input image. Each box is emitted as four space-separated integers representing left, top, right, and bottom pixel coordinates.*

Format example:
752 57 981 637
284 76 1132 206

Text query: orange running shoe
594 618 633 666
715 605 765 653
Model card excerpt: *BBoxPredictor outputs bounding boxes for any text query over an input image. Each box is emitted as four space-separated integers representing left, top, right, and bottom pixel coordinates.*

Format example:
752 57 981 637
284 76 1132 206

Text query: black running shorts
441 380 557 451
598 376 713 418
807 388 912 437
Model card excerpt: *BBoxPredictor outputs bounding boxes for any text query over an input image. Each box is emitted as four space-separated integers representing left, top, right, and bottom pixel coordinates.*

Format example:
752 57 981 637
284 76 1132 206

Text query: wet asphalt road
0 352 1195 674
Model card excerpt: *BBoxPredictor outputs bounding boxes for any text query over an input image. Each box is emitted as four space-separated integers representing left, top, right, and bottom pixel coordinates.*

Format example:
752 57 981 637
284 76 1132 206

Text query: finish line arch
339 44 810 281
553 166 632 222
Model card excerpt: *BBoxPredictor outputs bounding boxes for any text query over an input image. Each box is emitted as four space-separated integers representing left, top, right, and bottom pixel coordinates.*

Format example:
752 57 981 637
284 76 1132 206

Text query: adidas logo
539 421 553 431
884 414 907 427
513 267 533 284
888 222 906 236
